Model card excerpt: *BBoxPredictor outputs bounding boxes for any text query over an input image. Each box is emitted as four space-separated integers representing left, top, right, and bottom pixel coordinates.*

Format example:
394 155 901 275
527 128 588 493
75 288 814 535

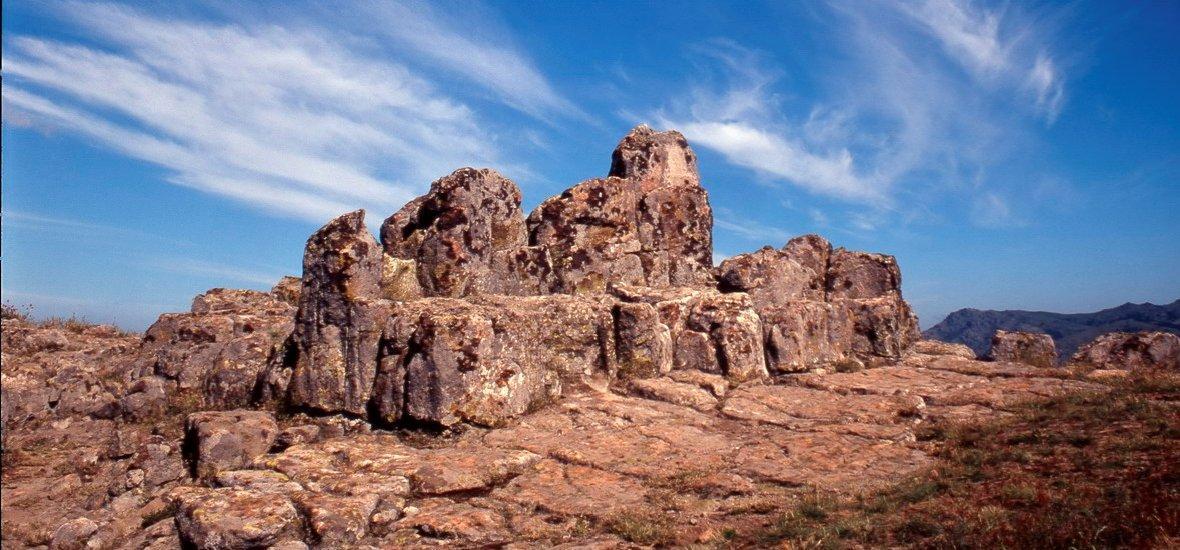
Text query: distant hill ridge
924 299 1180 360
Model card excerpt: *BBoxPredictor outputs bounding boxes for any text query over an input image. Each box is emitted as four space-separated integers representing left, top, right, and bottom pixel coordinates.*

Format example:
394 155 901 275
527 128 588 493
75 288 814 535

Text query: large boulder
716 246 824 309
528 177 646 294
826 249 902 300
989 330 1058 368
838 295 920 361
380 168 530 298
761 301 853 373
826 248 918 362
289 210 386 416
369 294 614 428
137 288 294 410
1069 331 1180 370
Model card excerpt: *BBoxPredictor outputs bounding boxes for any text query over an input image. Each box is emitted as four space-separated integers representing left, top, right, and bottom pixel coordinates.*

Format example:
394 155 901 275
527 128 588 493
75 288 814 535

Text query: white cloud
356 1 580 120
895 0 1066 122
657 41 884 203
1 1 526 223
652 1 1068 233
148 258 284 287
713 212 795 245
898 0 1006 74
970 191 1024 228
1028 53 1065 122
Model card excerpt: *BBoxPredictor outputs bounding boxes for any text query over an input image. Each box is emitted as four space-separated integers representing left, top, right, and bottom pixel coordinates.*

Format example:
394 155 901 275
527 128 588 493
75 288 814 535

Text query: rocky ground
3 125 1177 549
6 309 1175 548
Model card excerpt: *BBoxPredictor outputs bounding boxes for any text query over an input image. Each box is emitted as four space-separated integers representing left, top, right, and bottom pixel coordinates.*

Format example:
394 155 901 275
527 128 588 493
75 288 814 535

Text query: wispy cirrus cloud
896 0 1067 122
147 257 284 287
1 1 566 223
713 208 795 244
656 41 884 204
352 1 583 120
652 0 1070 232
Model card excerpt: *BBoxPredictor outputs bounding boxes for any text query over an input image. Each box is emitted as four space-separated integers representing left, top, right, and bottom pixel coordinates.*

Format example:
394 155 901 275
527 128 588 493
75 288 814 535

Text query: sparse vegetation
603 507 676 546
1 302 33 320
741 371 1180 549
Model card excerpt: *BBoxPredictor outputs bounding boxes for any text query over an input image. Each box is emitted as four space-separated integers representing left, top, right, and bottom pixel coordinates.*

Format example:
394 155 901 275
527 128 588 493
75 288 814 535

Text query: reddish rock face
380 168 529 298
369 295 614 428
1069 331 1180 370
184 410 278 480
289 210 386 416
716 246 824 308
762 301 853 373
138 288 294 411
989 330 1058 368
529 125 714 293
826 249 902 300
909 339 977 360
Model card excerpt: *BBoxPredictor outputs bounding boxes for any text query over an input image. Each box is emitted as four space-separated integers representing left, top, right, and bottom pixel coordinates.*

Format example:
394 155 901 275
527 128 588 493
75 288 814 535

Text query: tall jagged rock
380 168 530 298
289 210 386 416
528 125 713 293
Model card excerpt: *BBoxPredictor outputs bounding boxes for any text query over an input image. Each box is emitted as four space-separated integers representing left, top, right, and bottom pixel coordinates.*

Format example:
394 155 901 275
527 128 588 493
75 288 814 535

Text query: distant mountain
924 299 1180 360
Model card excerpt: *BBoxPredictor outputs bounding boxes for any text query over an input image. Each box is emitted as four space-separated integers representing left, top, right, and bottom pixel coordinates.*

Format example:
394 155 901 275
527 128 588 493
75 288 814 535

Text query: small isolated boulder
1069 331 1180 371
184 410 278 480
173 488 301 550
989 330 1058 368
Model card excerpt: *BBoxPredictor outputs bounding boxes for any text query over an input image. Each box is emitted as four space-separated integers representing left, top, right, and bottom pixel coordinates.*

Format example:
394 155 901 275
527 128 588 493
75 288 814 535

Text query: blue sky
3 0 1178 330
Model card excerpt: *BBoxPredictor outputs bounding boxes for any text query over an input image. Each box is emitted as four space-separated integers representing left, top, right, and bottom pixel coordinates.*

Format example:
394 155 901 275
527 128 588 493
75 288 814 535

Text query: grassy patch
743 371 1180 548
603 507 676 546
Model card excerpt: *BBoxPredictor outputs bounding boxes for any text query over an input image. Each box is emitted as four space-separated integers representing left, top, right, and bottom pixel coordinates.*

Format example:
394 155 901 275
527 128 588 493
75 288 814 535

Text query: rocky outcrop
989 330 1058 368
380 168 531 298
368 294 613 428
1069 331 1180 370
135 288 295 412
288 210 386 416
717 235 918 371
528 125 713 293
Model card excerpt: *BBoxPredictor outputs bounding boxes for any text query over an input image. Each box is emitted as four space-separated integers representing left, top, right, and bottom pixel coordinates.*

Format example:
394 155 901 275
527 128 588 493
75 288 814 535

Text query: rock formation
271 125 920 429
1068 331 1180 370
989 330 1058 368
10 125 1065 549
288 210 386 416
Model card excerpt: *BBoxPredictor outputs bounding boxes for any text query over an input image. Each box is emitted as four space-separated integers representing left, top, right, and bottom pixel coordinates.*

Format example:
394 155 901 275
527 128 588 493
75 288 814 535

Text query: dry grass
739 371 1180 549
603 507 676 546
